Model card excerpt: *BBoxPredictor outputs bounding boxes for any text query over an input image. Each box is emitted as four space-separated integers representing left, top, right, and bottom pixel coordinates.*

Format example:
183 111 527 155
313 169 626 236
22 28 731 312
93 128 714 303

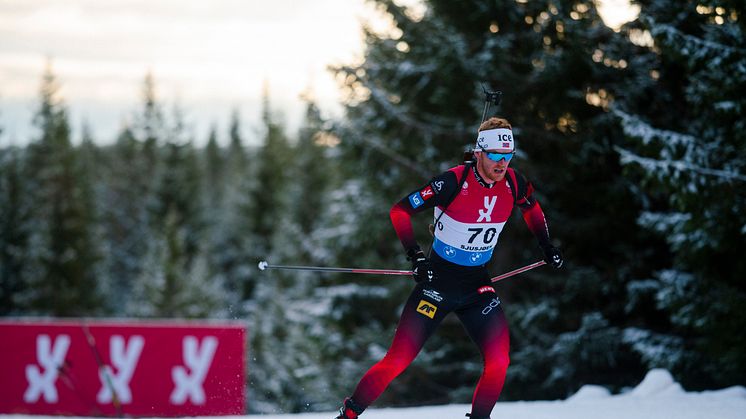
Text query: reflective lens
485 151 514 163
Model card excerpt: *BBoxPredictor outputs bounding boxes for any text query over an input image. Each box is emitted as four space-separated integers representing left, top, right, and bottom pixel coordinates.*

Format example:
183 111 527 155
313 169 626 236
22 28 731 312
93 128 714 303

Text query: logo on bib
477 196 497 222
481 297 502 315
477 286 495 294
420 186 434 200
408 192 424 208
423 289 443 302
461 181 469 195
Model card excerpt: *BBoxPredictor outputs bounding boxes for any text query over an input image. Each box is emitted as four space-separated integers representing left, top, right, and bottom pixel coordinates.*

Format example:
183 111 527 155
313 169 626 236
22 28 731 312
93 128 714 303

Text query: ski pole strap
427 161 474 258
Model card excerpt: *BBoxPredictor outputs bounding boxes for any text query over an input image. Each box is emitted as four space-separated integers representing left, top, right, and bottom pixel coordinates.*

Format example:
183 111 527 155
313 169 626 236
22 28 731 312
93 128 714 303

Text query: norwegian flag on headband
475 128 514 151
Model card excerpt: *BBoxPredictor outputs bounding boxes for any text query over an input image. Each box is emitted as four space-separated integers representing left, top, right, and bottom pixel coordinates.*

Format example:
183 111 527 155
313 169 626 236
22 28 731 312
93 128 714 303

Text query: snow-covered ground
2 370 744 419
250 370 746 419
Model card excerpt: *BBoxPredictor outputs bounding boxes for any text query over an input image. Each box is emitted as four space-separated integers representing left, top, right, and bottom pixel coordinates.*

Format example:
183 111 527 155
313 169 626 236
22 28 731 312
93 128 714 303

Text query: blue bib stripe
433 237 494 267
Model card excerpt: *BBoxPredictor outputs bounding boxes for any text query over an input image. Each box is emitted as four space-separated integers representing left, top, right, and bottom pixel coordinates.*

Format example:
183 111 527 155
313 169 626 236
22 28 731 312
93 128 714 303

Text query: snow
627 369 685 397
3 370 745 419
566 384 611 401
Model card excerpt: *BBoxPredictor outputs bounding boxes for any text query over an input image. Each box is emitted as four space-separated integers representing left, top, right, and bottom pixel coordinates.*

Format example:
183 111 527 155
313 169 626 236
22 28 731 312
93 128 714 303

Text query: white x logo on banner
97 335 145 404
24 335 70 403
170 336 218 405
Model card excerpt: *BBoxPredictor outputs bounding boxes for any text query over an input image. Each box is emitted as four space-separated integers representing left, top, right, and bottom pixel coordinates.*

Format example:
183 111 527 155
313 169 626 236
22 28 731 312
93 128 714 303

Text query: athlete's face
476 150 512 182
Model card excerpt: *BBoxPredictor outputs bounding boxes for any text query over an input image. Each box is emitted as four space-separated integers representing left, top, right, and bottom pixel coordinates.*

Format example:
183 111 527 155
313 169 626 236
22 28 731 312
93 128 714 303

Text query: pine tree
20 62 101 315
202 109 255 309
97 74 167 315
1 113 30 314
613 0 746 388
249 85 291 255
0 145 32 314
76 121 108 299
293 99 334 235
134 71 163 182
97 126 151 314
151 104 204 263
204 123 225 206
129 104 222 317
227 109 251 179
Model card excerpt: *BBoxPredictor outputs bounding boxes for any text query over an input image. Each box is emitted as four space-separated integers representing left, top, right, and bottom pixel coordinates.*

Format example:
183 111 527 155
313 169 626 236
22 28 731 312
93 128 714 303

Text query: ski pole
258 261 412 276
82 323 123 417
259 259 546 281
490 260 546 283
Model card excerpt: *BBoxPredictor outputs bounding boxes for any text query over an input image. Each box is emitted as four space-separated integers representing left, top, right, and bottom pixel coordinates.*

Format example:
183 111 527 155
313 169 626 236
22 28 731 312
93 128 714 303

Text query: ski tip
258 261 268 271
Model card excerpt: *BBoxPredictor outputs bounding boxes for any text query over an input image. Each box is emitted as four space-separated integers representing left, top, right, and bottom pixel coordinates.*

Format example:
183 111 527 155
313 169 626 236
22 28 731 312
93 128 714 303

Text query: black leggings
350 259 510 418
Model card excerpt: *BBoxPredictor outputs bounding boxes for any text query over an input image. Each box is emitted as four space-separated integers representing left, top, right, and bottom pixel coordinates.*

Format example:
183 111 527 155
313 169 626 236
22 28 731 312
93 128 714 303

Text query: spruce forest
1 0 744 414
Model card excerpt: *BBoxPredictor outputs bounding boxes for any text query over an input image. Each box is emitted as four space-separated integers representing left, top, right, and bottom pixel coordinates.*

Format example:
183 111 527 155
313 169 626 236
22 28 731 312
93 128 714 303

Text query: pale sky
0 0 637 146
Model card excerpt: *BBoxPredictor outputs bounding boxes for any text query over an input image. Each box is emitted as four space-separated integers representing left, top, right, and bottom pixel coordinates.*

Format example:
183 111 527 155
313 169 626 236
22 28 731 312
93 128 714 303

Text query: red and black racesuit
347 164 553 419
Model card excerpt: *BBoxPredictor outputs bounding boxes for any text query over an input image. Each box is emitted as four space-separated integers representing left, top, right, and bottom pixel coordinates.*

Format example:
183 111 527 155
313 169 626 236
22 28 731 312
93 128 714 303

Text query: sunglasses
484 151 514 163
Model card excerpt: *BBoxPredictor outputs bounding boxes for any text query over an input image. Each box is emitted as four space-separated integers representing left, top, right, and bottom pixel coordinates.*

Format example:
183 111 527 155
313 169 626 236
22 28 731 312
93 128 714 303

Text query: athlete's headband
475 128 514 152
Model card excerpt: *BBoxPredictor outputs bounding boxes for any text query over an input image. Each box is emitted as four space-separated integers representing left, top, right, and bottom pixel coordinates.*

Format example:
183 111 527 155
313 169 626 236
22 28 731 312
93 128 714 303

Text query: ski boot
465 414 490 419
334 397 364 419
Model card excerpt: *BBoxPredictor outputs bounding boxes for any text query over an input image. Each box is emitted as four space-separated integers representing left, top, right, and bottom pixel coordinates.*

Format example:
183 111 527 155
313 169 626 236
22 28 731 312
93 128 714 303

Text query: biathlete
335 117 563 419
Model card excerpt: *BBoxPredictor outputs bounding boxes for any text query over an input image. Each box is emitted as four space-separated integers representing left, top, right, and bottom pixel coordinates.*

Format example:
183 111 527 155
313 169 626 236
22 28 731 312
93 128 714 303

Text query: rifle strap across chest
505 167 519 203
427 161 474 256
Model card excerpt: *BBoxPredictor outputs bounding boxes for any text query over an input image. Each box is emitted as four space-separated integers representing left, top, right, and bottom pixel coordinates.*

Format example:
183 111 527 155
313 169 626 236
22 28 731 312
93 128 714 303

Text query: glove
407 248 436 283
541 244 564 269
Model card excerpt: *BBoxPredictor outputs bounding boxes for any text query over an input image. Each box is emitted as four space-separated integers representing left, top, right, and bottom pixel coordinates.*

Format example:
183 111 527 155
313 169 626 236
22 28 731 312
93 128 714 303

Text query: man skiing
334 116 563 419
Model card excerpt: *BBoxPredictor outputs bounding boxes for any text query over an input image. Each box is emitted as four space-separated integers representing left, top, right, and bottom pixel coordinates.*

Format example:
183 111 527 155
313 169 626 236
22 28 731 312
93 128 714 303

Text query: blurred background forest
1 0 744 414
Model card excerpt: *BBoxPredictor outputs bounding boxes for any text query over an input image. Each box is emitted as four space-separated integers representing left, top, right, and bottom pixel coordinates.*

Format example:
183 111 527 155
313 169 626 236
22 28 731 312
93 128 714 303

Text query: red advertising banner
0 319 246 416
